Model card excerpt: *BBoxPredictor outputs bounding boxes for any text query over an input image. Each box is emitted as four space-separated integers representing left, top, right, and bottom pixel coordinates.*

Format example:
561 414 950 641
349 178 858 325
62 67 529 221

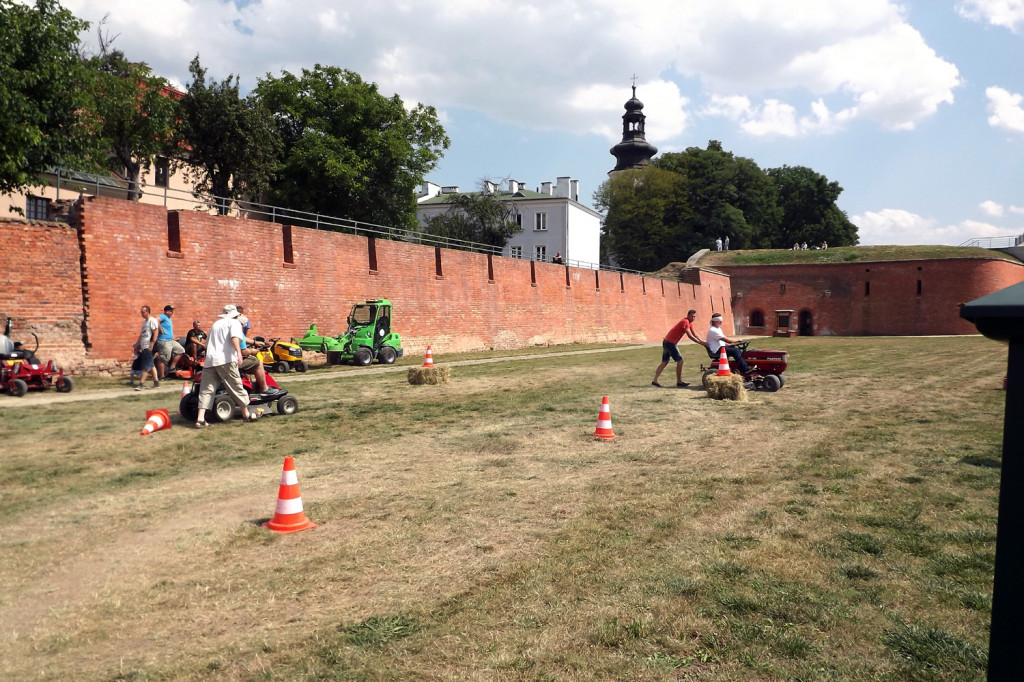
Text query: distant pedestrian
652 309 707 388
793 242 800 250
133 305 160 390
552 251 564 264
724 236 730 251
822 241 828 250
715 237 722 252
801 242 808 250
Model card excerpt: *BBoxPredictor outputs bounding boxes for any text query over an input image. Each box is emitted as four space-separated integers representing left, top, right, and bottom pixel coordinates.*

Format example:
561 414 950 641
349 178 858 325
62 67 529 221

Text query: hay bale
407 366 450 385
705 373 747 401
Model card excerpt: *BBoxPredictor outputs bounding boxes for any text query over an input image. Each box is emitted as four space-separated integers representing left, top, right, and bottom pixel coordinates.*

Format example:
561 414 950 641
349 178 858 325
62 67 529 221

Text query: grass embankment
0 336 1002 680
695 244 1019 268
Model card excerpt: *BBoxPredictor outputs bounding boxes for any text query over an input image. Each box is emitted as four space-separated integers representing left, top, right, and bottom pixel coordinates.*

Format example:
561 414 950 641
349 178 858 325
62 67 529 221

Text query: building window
534 213 547 231
749 310 765 327
26 196 48 220
865 281 870 296
510 246 522 259
154 157 170 188
515 214 523 227
535 245 547 261
916 280 922 296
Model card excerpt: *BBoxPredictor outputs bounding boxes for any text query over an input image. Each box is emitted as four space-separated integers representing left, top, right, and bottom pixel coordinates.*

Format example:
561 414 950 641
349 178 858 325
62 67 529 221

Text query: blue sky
61 0 1024 245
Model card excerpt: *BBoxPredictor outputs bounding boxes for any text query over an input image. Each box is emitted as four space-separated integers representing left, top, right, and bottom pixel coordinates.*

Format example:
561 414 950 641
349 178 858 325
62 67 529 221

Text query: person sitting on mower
186 320 207 362
706 312 749 374
239 335 279 396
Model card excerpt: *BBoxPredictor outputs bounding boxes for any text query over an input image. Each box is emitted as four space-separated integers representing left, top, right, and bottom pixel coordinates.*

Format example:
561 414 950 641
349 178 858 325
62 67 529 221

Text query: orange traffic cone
262 456 316 534
593 396 616 440
716 346 732 376
140 408 171 435
422 345 434 368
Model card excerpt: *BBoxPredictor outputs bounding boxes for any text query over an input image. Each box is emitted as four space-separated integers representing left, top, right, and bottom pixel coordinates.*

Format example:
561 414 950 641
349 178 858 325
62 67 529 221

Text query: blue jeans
709 345 748 374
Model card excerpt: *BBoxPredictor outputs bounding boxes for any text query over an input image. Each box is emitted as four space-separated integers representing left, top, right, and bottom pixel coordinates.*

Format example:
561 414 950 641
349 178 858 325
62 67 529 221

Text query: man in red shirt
652 309 707 387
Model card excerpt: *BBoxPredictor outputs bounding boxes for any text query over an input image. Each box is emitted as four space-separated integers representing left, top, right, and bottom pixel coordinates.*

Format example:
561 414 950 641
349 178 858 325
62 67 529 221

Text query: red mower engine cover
743 349 789 375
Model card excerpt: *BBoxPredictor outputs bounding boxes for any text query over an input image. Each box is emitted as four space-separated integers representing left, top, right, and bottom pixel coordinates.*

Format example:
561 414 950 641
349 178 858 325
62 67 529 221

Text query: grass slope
692 244 1020 269
0 336 1002 680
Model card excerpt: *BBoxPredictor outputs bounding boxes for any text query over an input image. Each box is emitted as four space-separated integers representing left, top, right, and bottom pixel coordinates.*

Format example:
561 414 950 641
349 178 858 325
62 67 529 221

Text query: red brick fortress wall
0 218 89 371
724 259 1024 336
63 195 730 366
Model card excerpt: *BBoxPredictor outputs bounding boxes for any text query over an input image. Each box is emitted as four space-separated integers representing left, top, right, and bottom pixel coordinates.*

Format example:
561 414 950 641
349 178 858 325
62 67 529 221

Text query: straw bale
705 373 747 401
407 366 450 385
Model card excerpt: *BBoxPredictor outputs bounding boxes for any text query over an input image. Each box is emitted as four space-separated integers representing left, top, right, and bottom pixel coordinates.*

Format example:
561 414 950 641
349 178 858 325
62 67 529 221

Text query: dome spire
609 79 657 174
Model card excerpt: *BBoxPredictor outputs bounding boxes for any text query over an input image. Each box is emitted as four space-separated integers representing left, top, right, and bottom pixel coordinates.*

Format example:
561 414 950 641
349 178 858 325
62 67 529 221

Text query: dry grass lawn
0 336 1003 680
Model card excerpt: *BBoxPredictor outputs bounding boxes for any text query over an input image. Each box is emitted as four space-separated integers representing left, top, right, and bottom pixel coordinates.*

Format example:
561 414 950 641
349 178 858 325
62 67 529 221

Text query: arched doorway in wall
799 310 813 336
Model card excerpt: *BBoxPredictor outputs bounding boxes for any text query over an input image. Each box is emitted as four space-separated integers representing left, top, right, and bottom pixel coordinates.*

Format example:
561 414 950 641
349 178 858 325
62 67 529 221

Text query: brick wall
0 218 89 370
60 195 729 368
724 259 1024 336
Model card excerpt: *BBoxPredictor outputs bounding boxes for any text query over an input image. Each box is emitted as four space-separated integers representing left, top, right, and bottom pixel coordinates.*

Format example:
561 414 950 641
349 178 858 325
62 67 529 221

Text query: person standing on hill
652 309 706 388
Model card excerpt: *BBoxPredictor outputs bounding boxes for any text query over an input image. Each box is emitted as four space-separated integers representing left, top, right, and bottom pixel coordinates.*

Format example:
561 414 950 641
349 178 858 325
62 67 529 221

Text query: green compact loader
295 299 403 366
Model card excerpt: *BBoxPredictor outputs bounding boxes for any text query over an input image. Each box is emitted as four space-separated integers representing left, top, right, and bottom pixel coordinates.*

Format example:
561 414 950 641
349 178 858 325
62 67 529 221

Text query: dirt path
0 344 655 409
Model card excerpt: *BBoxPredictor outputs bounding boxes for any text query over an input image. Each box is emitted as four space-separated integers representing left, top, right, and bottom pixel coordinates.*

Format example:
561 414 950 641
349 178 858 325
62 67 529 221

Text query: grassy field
0 336 1003 680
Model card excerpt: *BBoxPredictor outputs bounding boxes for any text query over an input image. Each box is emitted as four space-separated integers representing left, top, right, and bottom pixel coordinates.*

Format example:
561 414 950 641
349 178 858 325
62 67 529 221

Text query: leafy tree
593 166 692 271
765 165 858 247
255 65 449 229
424 191 522 247
81 45 178 200
0 0 90 195
654 142 780 252
175 56 280 214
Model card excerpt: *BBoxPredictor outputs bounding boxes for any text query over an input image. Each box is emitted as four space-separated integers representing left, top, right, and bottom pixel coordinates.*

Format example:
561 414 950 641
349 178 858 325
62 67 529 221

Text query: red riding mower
1 319 73 396
178 369 298 423
700 340 788 392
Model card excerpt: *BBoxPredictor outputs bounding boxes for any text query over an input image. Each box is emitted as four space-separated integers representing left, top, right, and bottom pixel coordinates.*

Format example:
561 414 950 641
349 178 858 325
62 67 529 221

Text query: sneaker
134 384 148 391
676 381 690 387
651 381 662 387
260 387 281 396
153 380 160 389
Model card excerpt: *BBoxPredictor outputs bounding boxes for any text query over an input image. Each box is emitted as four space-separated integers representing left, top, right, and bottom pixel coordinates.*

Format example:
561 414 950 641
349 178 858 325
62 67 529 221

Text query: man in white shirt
195 304 260 428
706 312 748 374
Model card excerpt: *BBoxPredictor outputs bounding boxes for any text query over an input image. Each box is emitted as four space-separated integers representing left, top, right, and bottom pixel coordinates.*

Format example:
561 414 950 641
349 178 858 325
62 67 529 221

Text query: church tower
609 84 658 174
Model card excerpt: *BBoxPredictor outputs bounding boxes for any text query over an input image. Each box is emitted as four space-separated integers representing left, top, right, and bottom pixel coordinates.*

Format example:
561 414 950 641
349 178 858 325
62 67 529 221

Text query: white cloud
852 209 1010 246
980 200 1005 217
703 95 851 137
956 0 1024 32
1011 205 1024 214
987 86 1024 132
62 0 961 140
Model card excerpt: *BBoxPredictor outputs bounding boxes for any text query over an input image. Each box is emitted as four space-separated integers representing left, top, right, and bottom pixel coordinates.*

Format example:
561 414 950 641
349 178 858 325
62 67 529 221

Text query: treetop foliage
595 141 858 270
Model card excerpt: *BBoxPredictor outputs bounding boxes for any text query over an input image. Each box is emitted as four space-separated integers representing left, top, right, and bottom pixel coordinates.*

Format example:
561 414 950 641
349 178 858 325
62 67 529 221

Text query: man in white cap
194 304 260 428
706 312 749 374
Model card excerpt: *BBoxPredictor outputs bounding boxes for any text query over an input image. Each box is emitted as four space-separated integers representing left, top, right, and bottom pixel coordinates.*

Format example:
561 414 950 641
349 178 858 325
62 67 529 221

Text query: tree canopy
595 141 858 269
0 0 90 195
255 65 450 229
175 56 280 214
424 191 523 247
82 46 178 200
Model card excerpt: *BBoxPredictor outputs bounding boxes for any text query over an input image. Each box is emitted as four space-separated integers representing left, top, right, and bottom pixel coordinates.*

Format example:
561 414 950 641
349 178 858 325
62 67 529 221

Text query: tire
353 347 373 366
701 368 716 390
179 393 199 422
378 346 397 365
273 360 290 374
276 395 299 415
10 378 28 397
210 395 235 423
296 360 308 373
762 374 782 392
777 374 786 388
56 376 74 393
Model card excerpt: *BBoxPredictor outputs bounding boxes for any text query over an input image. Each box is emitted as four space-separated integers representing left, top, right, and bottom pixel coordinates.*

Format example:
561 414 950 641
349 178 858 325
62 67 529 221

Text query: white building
415 177 602 267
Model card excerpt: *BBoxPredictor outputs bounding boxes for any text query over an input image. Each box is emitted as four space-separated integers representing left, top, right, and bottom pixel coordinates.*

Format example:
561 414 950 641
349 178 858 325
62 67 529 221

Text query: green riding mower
295 298 404 366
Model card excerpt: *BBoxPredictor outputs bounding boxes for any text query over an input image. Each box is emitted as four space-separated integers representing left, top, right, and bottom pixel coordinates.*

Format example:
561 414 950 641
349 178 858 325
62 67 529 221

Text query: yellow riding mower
253 337 308 373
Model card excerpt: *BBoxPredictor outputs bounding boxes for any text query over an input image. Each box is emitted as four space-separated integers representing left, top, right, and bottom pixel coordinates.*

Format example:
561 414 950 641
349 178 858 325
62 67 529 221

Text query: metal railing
48 167 661 277
959 235 1023 248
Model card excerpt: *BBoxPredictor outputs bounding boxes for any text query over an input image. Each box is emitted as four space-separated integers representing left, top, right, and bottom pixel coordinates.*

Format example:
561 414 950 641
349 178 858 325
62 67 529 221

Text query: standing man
133 305 160 390
724 236 730 251
652 309 706 388
195 304 260 428
706 312 749 374
155 305 185 379
715 237 723 252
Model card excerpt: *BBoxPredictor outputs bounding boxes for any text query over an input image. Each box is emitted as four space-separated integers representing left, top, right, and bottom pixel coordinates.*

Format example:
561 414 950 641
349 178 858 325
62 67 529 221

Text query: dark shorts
138 348 155 371
661 340 682 363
